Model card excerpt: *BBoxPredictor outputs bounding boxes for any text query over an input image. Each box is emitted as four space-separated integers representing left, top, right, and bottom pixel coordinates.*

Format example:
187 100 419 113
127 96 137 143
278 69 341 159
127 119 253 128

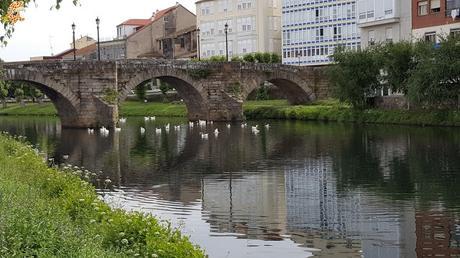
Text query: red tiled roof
61 43 97 58
118 19 151 27
127 5 181 40
52 49 74 58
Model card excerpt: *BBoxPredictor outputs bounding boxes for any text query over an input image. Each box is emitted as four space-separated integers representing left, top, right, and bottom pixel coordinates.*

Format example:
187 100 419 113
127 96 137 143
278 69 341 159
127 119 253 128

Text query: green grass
0 133 205 257
0 102 188 117
0 103 58 116
2 100 460 127
119 101 186 117
243 99 460 127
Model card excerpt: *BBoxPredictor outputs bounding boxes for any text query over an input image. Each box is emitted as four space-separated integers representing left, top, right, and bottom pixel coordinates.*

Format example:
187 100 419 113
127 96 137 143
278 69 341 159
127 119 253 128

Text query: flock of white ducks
88 118 270 139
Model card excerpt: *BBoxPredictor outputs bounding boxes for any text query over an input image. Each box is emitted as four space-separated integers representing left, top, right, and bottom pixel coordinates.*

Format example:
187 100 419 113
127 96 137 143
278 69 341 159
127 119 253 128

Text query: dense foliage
329 36 460 109
196 52 281 64
0 133 205 257
328 46 381 109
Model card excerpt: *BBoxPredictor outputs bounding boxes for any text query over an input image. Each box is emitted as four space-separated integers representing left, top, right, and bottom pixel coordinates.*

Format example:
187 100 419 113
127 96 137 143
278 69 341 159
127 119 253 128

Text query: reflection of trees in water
0 116 60 159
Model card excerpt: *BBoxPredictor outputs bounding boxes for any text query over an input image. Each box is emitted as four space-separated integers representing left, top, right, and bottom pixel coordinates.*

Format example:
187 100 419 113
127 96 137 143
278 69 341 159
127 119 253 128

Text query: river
1 116 460 258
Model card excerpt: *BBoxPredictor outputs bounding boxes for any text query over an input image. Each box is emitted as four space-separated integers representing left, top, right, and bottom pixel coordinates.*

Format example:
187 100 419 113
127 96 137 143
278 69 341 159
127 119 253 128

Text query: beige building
358 0 412 48
196 0 282 59
126 4 197 59
70 36 96 50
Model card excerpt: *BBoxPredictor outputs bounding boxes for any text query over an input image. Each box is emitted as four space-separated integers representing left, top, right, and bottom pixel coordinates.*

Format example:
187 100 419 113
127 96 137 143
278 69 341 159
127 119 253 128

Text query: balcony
358 9 400 28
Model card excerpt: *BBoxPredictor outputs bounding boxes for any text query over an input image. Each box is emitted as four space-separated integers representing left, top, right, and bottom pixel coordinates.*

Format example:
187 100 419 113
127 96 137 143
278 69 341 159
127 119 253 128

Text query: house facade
126 4 197 59
357 0 412 48
196 0 282 59
412 0 460 42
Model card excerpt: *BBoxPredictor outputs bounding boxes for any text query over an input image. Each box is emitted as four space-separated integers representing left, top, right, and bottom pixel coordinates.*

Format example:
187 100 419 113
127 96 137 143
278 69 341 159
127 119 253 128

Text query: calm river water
1 116 460 258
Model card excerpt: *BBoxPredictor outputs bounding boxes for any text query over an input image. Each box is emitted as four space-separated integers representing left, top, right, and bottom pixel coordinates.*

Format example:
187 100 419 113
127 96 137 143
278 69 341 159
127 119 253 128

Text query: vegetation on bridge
0 132 205 257
195 52 281 64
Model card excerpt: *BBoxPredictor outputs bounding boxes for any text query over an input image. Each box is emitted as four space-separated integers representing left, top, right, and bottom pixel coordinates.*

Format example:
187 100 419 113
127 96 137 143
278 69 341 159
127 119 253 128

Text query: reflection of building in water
286 156 361 236
202 171 287 240
285 156 416 258
372 134 409 178
415 210 460 257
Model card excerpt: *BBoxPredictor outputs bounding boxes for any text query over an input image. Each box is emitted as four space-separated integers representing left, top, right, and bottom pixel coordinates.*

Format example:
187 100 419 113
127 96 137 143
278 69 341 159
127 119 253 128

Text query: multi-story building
357 0 412 48
412 0 460 42
116 19 150 39
126 3 198 59
282 0 361 66
196 0 282 59
99 39 126 60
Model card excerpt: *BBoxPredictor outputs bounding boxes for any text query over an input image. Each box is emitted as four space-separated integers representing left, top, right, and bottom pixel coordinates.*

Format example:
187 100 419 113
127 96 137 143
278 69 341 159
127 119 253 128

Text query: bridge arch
241 66 317 105
120 70 209 121
3 69 80 127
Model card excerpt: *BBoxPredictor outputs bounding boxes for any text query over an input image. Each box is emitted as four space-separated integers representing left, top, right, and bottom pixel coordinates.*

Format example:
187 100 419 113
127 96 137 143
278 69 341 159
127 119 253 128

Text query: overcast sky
0 0 196 61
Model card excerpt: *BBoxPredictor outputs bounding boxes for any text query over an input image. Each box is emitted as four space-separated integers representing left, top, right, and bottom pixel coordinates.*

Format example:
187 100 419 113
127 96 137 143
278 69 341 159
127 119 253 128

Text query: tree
14 85 24 106
0 80 9 108
329 46 381 109
135 80 149 102
379 41 415 95
159 80 171 102
1 1 79 45
407 36 460 109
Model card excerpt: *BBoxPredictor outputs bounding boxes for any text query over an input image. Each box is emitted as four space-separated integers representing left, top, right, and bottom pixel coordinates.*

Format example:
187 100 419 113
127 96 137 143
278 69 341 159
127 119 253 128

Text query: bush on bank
0 133 205 257
329 35 460 110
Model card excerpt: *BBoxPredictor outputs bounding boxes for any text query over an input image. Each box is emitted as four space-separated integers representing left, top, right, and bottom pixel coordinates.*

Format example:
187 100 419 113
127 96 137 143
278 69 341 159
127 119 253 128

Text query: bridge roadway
1 59 331 128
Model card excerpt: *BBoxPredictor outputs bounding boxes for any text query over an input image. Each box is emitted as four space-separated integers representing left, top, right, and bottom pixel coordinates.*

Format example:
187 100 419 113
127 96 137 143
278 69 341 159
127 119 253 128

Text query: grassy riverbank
244 100 460 127
0 133 205 257
1 100 460 127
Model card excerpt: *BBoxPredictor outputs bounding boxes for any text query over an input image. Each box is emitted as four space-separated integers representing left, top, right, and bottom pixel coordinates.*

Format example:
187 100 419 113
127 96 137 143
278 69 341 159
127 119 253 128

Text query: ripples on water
1 116 460 258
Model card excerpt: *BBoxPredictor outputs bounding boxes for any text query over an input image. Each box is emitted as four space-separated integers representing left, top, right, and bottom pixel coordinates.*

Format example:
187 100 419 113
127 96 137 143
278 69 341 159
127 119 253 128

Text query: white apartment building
282 0 361 66
196 0 282 59
357 0 412 48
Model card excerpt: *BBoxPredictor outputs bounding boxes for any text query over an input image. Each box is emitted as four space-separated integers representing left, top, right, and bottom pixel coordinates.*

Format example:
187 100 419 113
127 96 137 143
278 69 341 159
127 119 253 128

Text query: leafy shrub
231 56 243 62
188 69 211 79
243 53 255 63
270 53 281 63
254 52 264 63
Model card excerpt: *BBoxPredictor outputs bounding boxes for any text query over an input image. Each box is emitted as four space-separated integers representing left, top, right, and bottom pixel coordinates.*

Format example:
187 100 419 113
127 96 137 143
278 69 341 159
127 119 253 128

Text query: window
424 32 436 43
430 0 441 12
333 26 342 40
385 27 393 42
418 1 429 16
451 28 460 37
368 30 375 45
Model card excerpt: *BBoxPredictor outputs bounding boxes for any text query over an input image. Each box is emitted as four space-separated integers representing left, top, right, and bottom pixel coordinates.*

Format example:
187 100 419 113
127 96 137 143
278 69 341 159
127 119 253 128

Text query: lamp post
96 17 101 61
224 23 229 62
71 23 76 61
197 27 201 61
296 50 301 66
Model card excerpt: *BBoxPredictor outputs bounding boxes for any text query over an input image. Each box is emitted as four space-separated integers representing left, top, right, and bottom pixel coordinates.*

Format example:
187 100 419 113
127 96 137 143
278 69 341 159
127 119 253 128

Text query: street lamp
71 23 76 61
197 27 201 61
224 23 229 62
96 17 101 61
296 50 302 66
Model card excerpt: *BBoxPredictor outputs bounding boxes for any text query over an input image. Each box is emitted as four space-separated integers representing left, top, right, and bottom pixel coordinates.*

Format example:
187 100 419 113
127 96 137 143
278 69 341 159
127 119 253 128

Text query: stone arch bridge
1 60 331 128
